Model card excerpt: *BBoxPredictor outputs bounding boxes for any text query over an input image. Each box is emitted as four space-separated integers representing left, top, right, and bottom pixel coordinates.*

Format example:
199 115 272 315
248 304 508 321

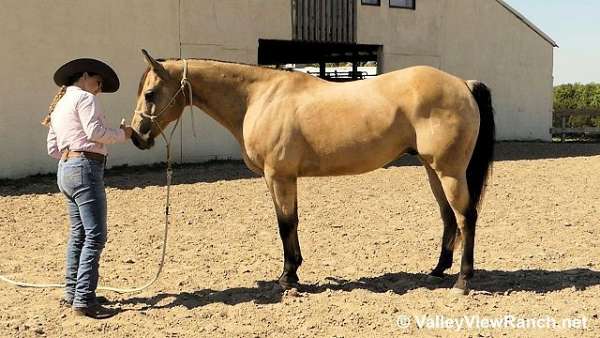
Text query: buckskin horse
130 50 494 294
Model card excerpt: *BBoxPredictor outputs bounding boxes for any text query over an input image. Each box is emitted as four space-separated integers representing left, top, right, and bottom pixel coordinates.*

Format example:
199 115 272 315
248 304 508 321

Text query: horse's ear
141 49 170 80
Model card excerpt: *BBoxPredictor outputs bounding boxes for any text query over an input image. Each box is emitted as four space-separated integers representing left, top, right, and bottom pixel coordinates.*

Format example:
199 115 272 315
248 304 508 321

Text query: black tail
466 81 495 209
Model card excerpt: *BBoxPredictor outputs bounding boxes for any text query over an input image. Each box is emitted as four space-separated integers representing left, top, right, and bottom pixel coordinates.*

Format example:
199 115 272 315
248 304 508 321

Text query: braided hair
41 85 67 126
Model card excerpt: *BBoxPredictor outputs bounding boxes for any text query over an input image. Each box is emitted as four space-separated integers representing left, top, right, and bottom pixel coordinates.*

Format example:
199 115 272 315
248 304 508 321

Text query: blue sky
504 0 600 85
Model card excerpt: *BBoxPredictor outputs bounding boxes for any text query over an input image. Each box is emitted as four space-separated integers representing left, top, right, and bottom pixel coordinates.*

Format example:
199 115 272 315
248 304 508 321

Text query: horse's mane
137 58 300 95
157 58 297 74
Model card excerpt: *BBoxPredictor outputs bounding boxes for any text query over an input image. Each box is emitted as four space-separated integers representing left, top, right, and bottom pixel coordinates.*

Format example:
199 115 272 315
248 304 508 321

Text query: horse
130 49 495 294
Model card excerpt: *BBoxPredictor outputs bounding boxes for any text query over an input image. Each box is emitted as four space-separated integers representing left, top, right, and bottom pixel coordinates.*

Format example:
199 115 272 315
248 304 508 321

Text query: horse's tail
466 80 495 210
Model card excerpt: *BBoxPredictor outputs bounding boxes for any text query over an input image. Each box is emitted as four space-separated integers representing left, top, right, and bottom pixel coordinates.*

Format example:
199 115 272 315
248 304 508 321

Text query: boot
60 295 110 308
72 304 118 319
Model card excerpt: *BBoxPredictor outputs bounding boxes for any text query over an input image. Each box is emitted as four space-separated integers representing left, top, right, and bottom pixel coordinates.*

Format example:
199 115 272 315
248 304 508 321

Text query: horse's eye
144 90 154 102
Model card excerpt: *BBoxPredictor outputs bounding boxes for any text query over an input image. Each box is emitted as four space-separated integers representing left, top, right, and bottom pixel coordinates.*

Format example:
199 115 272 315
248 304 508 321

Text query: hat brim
54 58 119 93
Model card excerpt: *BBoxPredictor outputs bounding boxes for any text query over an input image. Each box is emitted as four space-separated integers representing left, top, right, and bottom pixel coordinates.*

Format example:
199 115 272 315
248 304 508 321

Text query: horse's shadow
112 268 600 310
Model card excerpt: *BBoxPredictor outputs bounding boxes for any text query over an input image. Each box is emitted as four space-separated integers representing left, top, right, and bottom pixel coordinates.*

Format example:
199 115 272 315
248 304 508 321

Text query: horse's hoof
450 287 470 295
451 279 471 295
283 288 302 298
278 279 300 290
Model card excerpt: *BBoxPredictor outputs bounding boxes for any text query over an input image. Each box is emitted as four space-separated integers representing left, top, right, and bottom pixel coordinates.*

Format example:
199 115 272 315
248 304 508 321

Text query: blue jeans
57 156 107 308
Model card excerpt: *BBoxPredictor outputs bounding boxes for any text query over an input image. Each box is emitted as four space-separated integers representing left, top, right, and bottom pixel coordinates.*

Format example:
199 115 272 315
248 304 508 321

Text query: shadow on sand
385 141 600 168
111 268 600 310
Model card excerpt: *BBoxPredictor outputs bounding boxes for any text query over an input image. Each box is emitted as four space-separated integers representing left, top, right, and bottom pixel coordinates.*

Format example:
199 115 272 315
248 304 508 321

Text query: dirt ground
1 142 599 338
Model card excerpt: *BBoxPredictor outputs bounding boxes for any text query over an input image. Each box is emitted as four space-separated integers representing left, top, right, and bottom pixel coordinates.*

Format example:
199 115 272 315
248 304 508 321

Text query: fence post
561 116 566 142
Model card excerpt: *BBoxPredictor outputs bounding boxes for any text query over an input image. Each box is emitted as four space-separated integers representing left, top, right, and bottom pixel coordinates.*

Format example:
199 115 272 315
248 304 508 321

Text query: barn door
292 0 357 43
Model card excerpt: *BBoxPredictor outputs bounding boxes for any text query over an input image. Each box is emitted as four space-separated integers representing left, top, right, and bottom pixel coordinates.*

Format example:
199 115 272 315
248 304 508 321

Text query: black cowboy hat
53 58 119 93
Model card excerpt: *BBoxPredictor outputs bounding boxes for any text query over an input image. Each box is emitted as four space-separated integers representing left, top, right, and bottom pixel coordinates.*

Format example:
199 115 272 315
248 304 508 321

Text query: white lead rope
0 59 193 294
0 205 168 294
0 151 170 293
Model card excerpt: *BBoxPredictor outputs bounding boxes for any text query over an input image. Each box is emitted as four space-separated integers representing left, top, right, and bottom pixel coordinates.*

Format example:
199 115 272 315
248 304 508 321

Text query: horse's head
130 49 188 150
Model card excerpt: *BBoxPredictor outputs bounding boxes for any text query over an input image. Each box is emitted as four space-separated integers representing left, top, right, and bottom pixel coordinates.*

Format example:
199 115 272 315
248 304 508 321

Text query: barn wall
0 0 554 179
440 0 554 141
356 0 443 70
0 0 178 179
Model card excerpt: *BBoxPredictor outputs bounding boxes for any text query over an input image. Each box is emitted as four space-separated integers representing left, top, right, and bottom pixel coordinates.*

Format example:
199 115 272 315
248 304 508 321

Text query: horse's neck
187 60 268 143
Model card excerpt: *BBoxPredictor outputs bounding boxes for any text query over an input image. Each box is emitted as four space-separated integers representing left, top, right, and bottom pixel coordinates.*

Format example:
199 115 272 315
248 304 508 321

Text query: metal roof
495 0 558 47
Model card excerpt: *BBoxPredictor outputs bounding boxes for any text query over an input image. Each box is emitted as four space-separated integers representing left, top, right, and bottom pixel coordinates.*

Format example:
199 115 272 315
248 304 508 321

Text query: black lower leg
277 215 303 288
431 248 454 277
454 207 477 291
431 206 458 277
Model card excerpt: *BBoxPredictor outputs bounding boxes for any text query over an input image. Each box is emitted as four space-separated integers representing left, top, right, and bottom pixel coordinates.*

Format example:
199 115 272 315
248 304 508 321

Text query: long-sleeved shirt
47 86 126 159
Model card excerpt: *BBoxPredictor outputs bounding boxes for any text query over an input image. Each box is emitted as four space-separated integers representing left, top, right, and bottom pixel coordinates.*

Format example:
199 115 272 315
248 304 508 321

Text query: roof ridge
495 0 558 47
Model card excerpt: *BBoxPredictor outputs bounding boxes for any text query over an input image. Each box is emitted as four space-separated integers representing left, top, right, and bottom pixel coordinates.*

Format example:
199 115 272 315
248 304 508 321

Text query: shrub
553 83 600 129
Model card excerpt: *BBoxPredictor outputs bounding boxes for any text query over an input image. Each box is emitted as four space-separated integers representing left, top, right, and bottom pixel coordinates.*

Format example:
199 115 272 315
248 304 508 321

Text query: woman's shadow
111 268 600 311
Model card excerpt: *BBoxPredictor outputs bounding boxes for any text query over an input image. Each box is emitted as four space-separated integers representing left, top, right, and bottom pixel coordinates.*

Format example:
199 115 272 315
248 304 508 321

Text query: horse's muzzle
131 130 155 150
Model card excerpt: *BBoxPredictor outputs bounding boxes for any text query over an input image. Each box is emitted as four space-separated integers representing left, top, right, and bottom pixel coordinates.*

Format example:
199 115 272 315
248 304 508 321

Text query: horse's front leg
264 172 302 289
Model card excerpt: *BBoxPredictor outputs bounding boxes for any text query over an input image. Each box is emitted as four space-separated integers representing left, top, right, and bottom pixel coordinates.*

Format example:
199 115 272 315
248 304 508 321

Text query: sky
503 0 600 85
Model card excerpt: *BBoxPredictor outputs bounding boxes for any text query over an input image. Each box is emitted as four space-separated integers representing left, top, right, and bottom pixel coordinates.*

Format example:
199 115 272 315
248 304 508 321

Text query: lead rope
0 60 193 294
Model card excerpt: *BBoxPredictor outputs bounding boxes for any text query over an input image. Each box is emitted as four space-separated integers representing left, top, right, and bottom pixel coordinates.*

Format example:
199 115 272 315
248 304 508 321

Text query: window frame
389 0 416 10
361 0 381 6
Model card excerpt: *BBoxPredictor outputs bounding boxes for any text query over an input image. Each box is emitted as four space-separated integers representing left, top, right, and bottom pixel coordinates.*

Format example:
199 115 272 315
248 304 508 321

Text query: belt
61 150 106 163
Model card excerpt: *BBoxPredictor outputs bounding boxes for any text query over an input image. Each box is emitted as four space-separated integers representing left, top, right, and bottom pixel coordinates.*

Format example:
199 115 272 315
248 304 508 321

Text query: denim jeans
57 156 107 308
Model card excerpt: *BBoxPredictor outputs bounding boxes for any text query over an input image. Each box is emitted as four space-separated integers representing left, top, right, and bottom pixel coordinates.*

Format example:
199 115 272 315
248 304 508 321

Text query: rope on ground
0 159 171 294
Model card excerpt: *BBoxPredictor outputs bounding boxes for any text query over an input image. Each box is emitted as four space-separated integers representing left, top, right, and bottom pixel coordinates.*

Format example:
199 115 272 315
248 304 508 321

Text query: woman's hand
120 118 133 139
121 125 133 138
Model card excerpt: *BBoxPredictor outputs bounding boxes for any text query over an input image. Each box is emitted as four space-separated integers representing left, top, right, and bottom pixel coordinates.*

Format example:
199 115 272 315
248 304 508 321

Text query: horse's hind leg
264 172 303 289
437 173 477 294
421 162 458 279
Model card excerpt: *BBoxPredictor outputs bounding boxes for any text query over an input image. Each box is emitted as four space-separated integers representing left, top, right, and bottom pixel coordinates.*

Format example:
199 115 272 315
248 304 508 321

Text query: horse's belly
298 143 409 176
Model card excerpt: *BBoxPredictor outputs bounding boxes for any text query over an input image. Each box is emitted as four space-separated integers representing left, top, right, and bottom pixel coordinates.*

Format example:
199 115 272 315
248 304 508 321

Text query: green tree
553 83 600 129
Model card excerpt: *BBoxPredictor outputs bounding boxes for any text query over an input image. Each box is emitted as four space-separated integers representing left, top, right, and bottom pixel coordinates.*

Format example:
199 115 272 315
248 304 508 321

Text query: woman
42 58 132 319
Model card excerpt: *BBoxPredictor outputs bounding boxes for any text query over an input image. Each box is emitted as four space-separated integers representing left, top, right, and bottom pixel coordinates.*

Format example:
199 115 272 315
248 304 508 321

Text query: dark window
361 0 381 6
389 0 415 9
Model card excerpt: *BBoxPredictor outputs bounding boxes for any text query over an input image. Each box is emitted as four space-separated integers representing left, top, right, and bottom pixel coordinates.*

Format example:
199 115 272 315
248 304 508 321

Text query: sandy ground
1 142 599 338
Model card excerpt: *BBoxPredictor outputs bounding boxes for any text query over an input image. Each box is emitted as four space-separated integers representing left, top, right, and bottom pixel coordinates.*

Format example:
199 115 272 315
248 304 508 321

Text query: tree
553 83 600 129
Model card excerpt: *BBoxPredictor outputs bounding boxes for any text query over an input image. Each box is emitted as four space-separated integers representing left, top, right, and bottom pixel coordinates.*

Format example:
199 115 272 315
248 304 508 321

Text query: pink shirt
47 86 126 160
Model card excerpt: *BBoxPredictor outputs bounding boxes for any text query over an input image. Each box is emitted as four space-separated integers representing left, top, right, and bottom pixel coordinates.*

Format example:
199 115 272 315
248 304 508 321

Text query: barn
0 0 556 179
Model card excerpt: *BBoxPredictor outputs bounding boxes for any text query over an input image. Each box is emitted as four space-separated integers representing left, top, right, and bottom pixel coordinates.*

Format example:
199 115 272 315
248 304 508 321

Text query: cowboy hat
53 58 119 93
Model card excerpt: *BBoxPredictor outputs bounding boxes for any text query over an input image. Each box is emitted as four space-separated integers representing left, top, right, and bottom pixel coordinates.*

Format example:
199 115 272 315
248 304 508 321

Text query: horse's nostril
139 119 151 134
132 135 140 147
